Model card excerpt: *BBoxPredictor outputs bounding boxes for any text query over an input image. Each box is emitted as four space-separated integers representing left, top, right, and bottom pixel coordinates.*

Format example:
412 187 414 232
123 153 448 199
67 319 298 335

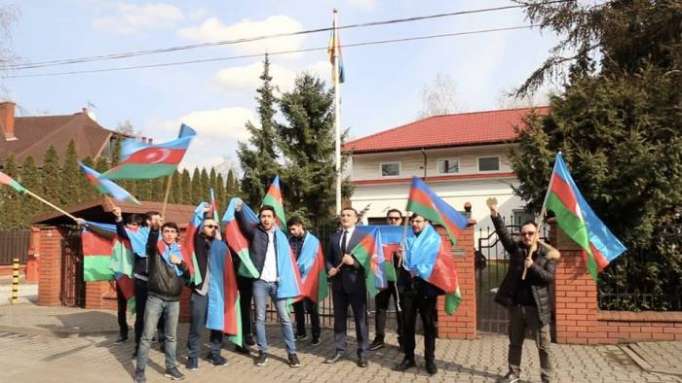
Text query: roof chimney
0 101 17 141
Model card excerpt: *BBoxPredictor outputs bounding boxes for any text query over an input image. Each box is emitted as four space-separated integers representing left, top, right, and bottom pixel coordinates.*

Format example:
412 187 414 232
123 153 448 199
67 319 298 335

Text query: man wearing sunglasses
186 214 228 370
489 203 560 383
369 208 404 351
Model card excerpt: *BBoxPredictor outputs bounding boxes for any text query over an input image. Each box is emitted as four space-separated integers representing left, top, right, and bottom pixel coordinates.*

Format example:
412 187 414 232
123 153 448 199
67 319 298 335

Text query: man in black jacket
113 207 165 358
490 203 559 383
235 204 300 368
394 214 442 375
134 220 189 383
324 207 369 368
185 215 227 370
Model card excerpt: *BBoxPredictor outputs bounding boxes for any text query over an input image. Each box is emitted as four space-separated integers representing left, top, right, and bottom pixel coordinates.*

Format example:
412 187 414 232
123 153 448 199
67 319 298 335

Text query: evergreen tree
200 168 210 202
512 1 682 310
40 146 61 206
170 171 182 204
190 168 202 204
80 157 98 202
2 155 20 228
18 156 40 227
226 169 238 197
277 73 338 227
209 168 217 203
237 54 281 207
180 169 192 204
61 140 81 206
152 177 166 202
216 173 226 210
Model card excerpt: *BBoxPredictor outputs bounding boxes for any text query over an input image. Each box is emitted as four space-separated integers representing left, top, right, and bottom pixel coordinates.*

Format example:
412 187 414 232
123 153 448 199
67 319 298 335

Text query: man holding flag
324 207 369 368
490 202 559 383
235 203 301 368
287 216 322 346
395 214 443 375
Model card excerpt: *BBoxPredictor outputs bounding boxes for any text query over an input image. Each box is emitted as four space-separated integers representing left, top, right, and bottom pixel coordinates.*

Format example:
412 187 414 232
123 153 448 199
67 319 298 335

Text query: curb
620 344 682 378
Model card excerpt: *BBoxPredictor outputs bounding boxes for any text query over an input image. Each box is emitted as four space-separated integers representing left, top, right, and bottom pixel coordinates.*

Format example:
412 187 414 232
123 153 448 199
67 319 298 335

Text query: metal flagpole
333 9 342 215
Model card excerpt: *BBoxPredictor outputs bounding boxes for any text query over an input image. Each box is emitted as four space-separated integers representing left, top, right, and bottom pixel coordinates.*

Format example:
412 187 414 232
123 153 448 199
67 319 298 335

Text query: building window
478 156 500 172
438 159 459 174
381 162 400 177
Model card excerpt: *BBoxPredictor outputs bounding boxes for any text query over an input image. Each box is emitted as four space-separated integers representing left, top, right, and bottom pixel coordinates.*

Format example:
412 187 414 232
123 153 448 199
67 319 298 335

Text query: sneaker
185 357 198 370
295 333 308 341
394 357 416 372
207 353 227 366
425 360 438 375
255 351 268 367
311 338 321 346
369 338 384 351
288 353 301 368
164 367 185 381
133 369 146 383
498 372 520 383
115 335 128 344
234 345 250 354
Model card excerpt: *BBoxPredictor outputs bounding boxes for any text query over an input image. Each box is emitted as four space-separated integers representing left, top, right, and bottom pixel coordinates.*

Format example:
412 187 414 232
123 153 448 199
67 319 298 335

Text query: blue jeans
136 295 179 371
253 279 296 354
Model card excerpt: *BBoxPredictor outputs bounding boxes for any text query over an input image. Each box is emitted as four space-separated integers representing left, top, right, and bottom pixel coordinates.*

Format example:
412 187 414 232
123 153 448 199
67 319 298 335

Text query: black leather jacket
492 215 560 324
146 228 188 301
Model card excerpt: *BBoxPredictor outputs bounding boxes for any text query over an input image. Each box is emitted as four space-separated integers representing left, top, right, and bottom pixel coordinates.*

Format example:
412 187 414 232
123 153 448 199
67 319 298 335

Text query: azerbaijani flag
296 232 329 303
375 225 405 283
110 235 134 277
0 171 27 193
405 223 462 314
543 153 626 279
204 239 242 345
81 227 116 281
85 220 149 257
406 176 469 245
104 124 196 180
181 203 207 286
262 176 286 226
350 227 386 296
79 162 140 204
328 13 345 83
222 198 259 278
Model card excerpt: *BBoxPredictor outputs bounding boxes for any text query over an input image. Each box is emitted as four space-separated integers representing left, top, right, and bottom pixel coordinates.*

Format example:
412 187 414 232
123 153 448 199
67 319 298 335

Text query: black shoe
369 338 384 351
255 351 267 367
311 337 321 346
185 357 198 370
425 360 438 375
288 353 301 368
164 367 185 381
324 352 343 364
115 335 128 344
295 333 308 341
357 357 368 368
234 345 250 355
245 336 256 346
133 369 146 383
207 353 227 366
394 357 416 372
498 372 520 383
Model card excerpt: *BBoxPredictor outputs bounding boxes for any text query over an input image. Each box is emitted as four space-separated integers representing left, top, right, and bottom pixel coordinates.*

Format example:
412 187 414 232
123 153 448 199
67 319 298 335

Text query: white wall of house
348 144 528 246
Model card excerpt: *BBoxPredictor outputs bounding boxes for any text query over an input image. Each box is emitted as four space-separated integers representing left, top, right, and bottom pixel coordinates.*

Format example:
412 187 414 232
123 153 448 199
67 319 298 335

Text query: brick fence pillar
437 224 476 339
36 226 64 306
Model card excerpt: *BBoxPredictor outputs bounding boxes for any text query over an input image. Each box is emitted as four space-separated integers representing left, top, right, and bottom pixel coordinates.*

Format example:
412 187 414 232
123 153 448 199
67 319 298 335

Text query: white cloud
93 2 184 34
178 15 304 56
170 106 255 141
215 60 332 93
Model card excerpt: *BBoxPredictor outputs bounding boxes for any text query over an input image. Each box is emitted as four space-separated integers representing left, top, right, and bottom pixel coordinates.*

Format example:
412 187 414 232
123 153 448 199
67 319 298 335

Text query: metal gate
476 221 548 334
60 228 85 307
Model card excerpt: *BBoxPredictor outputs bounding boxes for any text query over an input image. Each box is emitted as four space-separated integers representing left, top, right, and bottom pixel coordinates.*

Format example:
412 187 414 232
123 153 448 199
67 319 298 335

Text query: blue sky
4 0 559 170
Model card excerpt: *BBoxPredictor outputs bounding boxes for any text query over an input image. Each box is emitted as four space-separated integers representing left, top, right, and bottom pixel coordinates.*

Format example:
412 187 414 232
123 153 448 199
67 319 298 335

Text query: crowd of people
107 202 559 383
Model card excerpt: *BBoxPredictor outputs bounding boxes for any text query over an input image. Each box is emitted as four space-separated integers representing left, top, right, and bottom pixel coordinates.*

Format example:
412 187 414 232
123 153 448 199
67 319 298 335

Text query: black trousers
332 287 368 358
115 282 128 339
134 278 165 348
237 276 254 345
293 298 320 340
374 281 402 342
401 289 437 362
186 292 224 359
508 305 553 382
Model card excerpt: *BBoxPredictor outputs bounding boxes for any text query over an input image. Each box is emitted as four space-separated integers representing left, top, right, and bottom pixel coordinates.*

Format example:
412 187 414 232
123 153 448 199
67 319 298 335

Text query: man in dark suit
324 207 369 368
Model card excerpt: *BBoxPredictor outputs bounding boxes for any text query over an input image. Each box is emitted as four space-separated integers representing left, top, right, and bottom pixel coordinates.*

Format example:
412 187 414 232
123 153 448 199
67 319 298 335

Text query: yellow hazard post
11 258 19 304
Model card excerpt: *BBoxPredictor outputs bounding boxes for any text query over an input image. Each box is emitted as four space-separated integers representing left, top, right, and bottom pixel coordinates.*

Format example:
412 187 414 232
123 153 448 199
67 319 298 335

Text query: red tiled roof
344 106 550 154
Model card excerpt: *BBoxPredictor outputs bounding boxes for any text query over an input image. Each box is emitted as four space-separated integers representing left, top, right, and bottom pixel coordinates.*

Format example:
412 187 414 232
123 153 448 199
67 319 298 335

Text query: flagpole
333 9 342 215
161 172 174 218
23 188 79 223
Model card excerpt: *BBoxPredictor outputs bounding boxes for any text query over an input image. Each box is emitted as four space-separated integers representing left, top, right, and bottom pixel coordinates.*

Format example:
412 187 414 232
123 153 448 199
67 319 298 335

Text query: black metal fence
0 229 31 265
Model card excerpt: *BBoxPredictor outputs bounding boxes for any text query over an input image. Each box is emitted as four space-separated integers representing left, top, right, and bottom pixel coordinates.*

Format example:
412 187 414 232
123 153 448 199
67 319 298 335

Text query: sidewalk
0 303 680 382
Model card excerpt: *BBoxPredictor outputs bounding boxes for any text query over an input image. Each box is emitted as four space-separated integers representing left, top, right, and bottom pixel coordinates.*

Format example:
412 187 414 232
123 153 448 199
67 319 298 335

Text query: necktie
341 230 348 255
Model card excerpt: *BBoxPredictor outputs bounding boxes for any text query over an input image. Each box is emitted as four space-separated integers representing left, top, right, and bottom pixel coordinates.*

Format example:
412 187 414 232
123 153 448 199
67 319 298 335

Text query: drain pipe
421 148 428 179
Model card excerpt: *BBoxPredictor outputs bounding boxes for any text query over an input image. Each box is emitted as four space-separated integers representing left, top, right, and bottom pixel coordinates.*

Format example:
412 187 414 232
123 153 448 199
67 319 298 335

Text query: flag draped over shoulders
297 232 328 303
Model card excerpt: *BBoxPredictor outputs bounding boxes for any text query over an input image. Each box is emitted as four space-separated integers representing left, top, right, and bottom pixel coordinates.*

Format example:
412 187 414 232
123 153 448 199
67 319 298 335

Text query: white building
343 106 550 239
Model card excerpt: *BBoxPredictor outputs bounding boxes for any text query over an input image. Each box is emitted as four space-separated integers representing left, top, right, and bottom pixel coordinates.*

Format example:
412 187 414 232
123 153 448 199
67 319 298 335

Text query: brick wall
37 227 63 306
554 226 682 344
437 224 477 340
84 281 117 310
